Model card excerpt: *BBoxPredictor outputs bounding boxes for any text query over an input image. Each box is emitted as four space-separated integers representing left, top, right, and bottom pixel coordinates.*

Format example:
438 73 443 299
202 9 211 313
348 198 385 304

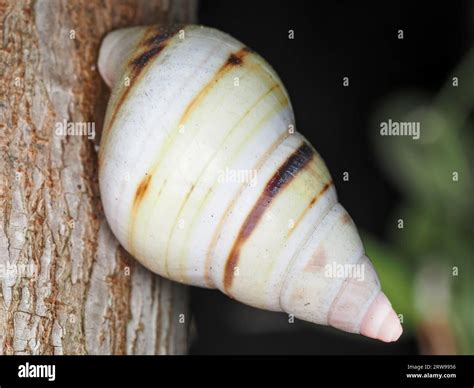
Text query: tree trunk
0 0 196 355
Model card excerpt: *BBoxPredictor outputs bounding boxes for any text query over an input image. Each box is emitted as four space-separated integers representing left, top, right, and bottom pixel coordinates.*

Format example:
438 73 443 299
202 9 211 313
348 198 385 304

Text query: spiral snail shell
98 25 403 342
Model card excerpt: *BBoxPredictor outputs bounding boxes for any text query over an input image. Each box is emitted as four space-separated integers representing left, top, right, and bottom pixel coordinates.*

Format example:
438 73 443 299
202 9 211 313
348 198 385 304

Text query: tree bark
0 0 196 355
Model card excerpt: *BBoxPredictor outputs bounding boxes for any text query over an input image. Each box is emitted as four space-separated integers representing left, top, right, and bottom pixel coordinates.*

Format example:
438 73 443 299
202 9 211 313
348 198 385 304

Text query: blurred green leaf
371 99 473 216
361 232 417 331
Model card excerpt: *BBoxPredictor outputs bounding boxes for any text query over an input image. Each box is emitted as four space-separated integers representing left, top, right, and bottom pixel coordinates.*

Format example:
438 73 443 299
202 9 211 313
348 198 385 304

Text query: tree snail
97 25 403 342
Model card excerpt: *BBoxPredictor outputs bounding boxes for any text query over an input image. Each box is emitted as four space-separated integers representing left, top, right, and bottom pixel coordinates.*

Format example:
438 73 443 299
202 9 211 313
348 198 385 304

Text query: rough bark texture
0 0 196 355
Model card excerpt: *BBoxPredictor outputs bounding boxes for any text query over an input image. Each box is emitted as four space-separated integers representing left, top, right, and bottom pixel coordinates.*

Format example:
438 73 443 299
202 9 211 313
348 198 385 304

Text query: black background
189 1 472 354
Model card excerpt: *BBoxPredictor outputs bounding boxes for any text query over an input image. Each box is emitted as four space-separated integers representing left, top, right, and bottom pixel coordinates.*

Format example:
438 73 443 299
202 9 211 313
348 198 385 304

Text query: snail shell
98 25 402 342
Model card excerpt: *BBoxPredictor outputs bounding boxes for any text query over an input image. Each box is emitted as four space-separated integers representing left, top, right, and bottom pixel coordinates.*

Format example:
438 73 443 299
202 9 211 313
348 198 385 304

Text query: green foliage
362 233 417 331
366 49 474 354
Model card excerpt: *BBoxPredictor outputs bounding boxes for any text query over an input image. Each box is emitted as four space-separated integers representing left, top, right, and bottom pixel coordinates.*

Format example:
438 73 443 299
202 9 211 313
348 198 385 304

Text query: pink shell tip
360 292 403 342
